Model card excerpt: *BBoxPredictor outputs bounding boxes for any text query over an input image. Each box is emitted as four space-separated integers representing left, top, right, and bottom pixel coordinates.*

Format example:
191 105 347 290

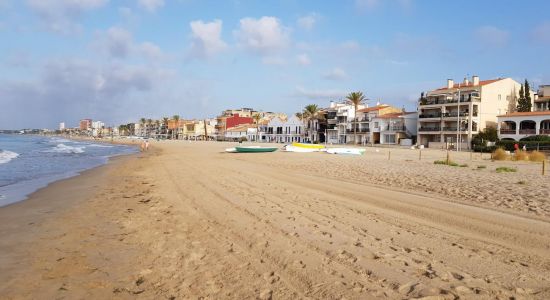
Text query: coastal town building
535 85 550 112
323 101 366 144
79 119 92 131
265 115 305 143
59 122 65 131
497 111 550 140
225 124 256 141
418 76 524 149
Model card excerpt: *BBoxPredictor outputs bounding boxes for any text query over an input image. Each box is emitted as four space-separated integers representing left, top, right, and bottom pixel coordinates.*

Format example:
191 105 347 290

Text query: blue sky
1 0 550 129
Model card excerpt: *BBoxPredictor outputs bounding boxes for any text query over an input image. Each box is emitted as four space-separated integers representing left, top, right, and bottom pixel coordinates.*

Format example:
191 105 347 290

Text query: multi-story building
79 119 92 131
265 115 305 143
352 104 417 145
323 101 366 144
535 85 550 112
59 122 65 131
418 76 522 149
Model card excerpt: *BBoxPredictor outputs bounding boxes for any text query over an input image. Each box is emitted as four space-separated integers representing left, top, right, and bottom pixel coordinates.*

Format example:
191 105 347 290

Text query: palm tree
140 118 146 137
146 119 153 138
154 120 161 138
346 92 366 145
302 104 321 143
253 114 262 142
172 115 180 140
162 117 169 136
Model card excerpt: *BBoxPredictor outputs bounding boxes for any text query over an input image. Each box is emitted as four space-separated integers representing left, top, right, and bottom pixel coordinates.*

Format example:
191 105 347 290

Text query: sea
0 134 138 207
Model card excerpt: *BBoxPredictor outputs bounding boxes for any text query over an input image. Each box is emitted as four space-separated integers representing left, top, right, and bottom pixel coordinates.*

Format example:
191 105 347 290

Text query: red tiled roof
357 105 389 113
434 78 503 91
497 111 550 117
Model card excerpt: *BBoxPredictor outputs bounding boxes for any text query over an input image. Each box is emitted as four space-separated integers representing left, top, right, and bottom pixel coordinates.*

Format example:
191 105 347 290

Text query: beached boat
291 142 325 150
283 145 321 153
326 148 365 155
226 146 278 153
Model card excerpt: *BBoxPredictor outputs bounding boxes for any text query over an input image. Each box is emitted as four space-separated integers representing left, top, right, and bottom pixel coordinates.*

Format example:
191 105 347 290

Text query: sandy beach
1 141 550 299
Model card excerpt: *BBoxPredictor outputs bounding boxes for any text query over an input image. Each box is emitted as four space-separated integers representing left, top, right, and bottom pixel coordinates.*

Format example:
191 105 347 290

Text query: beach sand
1 141 549 299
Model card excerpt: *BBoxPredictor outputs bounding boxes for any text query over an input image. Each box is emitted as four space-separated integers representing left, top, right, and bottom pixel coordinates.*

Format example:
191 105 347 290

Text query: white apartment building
351 104 417 145
323 101 366 144
418 76 523 149
265 115 305 143
59 122 65 131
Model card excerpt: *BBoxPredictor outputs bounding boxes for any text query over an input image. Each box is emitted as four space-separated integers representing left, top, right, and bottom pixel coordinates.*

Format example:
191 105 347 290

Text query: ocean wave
44 144 85 154
87 144 114 148
49 138 72 144
0 150 19 164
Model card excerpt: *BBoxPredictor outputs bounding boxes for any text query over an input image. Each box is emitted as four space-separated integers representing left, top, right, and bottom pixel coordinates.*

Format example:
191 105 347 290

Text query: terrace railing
419 127 441 132
500 129 516 134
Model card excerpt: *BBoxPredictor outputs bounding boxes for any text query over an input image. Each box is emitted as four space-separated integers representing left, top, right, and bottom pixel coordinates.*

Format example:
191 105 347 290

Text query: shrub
477 165 486 169
496 166 517 173
459 164 468 167
514 150 529 161
529 151 546 162
520 135 550 142
492 148 508 161
517 180 527 185
496 140 550 151
434 160 447 165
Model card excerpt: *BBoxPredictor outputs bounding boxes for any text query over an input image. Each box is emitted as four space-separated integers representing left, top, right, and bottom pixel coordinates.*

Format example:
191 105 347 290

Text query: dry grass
492 148 508 161
514 150 529 161
529 151 546 162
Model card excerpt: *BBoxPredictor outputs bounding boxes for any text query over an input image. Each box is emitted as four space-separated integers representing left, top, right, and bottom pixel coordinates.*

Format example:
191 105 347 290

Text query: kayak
326 148 365 155
292 142 325 149
227 146 278 153
283 145 321 153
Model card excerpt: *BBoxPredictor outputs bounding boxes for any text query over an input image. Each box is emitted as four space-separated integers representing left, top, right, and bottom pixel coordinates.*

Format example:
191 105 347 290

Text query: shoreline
0 134 140 207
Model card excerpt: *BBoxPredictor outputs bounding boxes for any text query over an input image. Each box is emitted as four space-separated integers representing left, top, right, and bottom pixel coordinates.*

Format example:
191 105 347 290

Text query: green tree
162 117 169 135
253 113 261 142
517 81 531 112
346 92 366 145
146 119 153 138
524 79 532 111
302 104 321 142
172 115 180 139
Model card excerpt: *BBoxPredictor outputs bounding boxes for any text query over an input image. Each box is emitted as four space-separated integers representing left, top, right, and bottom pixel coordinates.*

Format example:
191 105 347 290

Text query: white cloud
323 67 348 80
234 16 290 55
296 53 311 66
474 26 509 47
96 26 164 61
297 13 319 31
105 26 133 58
26 0 108 33
138 0 164 12
532 21 550 44
188 19 227 59
293 86 347 100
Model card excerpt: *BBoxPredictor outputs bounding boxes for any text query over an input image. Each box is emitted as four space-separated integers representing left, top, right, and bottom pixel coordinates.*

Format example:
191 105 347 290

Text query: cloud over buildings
188 19 227 59
234 16 290 55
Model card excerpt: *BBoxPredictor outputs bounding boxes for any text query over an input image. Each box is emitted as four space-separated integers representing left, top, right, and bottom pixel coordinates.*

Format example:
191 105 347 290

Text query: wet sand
1 141 549 299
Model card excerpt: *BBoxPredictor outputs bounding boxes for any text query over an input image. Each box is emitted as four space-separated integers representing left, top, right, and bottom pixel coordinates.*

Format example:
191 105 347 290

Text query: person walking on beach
145 140 150 151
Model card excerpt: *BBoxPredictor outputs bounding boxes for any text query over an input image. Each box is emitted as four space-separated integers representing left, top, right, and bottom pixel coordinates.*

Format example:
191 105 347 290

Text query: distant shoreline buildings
13 74 548 150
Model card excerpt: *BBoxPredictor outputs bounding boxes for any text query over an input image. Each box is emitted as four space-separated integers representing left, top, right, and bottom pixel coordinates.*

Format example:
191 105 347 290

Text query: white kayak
283 145 323 153
326 148 365 155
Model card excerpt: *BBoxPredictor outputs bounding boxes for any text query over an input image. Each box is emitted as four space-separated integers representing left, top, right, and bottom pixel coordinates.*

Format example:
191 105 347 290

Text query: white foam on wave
87 144 114 148
49 138 72 143
0 150 19 164
44 144 85 154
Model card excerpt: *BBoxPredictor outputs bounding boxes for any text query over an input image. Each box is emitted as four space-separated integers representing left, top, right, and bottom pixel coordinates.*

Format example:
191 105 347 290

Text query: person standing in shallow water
145 140 150 151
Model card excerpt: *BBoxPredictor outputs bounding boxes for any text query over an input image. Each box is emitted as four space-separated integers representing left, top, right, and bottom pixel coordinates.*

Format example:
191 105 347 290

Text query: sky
1 0 550 129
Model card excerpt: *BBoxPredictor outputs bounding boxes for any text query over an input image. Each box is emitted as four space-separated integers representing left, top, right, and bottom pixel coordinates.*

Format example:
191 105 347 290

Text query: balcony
419 113 442 118
419 127 441 132
500 129 516 134
327 118 337 124
541 129 550 134
346 128 370 133
443 111 477 118
519 129 536 135
382 125 406 132
420 97 481 106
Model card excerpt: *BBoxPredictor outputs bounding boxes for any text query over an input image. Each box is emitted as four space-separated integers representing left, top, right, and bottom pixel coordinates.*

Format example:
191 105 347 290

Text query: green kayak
233 146 278 153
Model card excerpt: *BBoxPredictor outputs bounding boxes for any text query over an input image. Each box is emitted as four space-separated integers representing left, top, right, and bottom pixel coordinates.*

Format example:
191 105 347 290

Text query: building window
374 122 379 128
498 94 501 101
384 134 396 144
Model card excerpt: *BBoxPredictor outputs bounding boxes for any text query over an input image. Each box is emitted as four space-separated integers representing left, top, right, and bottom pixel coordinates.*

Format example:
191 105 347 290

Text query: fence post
543 160 546 176
419 149 422 161
388 150 391 161
446 151 450 164
470 151 472 161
